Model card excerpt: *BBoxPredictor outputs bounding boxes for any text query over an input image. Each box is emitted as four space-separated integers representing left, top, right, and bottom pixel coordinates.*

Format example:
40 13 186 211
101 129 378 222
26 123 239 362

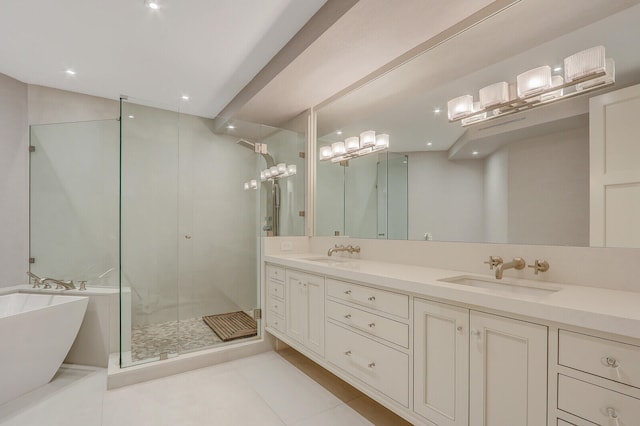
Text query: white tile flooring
0 352 373 426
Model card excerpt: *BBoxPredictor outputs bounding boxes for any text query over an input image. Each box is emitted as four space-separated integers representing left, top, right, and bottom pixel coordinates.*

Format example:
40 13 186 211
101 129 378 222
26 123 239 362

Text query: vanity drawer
326 279 409 319
267 312 285 333
326 300 408 348
559 330 640 388
558 375 640 425
268 281 285 300
266 264 285 283
268 297 285 317
326 321 409 407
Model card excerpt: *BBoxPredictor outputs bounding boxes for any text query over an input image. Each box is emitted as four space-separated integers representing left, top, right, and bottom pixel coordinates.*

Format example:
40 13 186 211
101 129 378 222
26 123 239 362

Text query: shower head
236 138 276 168
236 138 256 150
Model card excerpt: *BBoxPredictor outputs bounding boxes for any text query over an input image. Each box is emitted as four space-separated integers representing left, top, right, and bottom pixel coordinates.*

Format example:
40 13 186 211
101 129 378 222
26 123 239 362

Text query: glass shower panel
344 153 382 238
387 153 408 240
316 160 345 236
120 99 180 366
29 120 119 286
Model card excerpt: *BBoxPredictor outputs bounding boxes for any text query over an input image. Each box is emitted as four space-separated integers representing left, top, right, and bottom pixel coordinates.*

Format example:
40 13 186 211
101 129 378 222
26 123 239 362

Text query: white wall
407 151 484 242
0 73 28 286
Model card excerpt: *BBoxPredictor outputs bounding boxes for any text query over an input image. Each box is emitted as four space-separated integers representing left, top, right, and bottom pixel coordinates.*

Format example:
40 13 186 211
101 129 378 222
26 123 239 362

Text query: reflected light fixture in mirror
260 163 297 182
319 130 389 163
447 45 615 127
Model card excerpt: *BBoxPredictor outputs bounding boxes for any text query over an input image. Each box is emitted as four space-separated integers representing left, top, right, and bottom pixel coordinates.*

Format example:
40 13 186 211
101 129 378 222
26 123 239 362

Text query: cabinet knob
368 322 375 328
471 329 481 337
368 362 376 369
606 407 620 426
344 350 351 356
605 357 620 368
368 296 376 302
456 326 463 332
344 290 352 295
344 314 351 319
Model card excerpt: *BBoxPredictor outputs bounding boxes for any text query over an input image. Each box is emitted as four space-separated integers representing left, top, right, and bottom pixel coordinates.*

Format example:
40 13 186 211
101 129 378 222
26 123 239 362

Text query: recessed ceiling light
553 66 562 72
433 108 441 114
128 115 135 119
227 124 235 130
472 151 479 155
145 0 160 9
181 95 190 100
65 69 76 75
336 130 343 135
426 142 433 146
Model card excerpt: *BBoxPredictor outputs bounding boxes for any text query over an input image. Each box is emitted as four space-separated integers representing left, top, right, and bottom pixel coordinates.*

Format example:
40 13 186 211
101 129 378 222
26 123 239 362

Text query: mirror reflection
316 0 640 247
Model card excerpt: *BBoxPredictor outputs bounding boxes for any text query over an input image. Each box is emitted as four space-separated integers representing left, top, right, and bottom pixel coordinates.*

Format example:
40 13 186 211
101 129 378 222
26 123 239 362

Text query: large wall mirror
316 0 640 248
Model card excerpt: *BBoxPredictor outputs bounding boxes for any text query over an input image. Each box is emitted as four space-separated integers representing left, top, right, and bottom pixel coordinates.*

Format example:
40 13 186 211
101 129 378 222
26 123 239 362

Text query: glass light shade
345 136 360 151
447 95 474 120
576 58 615 91
375 133 389 149
331 141 346 155
461 102 487 126
479 82 509 108
260 171 266 181
319 145 332 160
243 182 249 190
287 164 297 175
517 66 552 98
264 168 272 178
360 131 376 147
269 166 279 176
564 45 605 82
541 75 564 102
249 180 258 189
277 163 287 174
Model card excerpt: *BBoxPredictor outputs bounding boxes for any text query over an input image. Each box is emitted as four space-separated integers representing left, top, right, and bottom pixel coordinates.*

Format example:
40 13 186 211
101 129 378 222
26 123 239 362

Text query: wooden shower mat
202 311 257 342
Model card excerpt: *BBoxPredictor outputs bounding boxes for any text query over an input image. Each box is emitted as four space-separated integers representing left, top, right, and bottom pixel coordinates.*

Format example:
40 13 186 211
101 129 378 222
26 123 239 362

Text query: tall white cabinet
414 299 469 426
469 311 548 426
285 269 325 356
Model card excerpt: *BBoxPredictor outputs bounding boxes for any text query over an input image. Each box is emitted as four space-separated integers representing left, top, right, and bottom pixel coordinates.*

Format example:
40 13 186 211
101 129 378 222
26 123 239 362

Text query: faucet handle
527 259 549 275
78 281 87 291
483 256 503 270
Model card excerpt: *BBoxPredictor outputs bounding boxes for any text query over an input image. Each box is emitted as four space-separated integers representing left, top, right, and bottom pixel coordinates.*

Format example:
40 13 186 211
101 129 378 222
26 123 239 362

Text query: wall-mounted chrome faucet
495 257 526 279
328 244 361 256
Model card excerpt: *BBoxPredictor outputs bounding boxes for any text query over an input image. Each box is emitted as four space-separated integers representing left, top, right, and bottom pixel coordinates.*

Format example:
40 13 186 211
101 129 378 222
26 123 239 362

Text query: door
469 311 547 426
304 273 325 356
590 83 640 247
285 270 306 344
414 299 469 426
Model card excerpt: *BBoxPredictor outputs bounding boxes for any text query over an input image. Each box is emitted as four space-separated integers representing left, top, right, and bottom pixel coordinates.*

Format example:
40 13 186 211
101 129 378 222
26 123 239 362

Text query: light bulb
277 163 287 175
250 180 258 189
287 164 297 175
243 182 249 190
375 134 389 149
269 166 279 176
360 131 376 147
332 142 346 155
345 137 360 152
319 145 332 161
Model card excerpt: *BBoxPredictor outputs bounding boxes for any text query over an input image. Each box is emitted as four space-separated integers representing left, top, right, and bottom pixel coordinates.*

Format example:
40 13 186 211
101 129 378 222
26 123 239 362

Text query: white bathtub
0 293 88 405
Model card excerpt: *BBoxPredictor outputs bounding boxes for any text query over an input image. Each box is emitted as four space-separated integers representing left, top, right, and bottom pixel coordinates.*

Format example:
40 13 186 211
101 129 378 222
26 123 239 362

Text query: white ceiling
0 0 327 118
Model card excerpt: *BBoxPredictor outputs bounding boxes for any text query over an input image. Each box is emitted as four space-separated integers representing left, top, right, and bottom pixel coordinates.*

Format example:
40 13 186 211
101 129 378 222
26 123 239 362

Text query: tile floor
0 349 410 426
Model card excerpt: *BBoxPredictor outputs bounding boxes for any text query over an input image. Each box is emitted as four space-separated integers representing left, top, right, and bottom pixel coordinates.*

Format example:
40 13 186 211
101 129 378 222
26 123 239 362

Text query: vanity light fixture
259 163 298 182
319 130 389 163
243 180 258 191
446 46 615 127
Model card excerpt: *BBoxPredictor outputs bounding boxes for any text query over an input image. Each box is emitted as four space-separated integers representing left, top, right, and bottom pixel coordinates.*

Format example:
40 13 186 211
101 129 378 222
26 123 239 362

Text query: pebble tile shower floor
130 317 222 361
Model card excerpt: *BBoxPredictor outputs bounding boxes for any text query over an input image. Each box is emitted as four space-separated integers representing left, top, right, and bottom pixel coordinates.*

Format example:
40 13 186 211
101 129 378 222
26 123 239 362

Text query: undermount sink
303 256 356 264
440 275 560 297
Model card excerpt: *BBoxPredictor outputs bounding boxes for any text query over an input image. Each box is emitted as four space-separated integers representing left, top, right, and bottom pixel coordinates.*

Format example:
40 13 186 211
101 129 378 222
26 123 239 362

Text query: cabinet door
285 271 306 344
305 273 325 356
469 311 547 426
414 299 469 426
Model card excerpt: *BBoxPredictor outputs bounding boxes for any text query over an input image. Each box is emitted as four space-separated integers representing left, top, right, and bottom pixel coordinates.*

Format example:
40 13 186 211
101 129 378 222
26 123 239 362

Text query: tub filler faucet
42 278 76 290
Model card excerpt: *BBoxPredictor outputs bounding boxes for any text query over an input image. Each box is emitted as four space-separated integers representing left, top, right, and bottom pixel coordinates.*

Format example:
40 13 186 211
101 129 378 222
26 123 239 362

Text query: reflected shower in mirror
315 0 640 247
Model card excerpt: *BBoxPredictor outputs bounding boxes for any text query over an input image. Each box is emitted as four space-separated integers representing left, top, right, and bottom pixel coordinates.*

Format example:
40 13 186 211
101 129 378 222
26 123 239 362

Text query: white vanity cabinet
414 299 548 426
414 299 469 426
469 311 548 426
284 269 325 356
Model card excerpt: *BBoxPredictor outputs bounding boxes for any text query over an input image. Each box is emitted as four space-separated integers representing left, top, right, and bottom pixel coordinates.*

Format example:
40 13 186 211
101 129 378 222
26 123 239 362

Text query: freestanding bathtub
0 293 88 405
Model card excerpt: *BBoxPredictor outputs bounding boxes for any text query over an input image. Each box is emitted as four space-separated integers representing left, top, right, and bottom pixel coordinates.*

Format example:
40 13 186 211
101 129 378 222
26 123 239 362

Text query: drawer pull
603 356 622 378
606 407 620 426
368 296 376 302
344 290 352 295
456 326 463 332
368 322 375 328
344 350 376 369
344 314 352 319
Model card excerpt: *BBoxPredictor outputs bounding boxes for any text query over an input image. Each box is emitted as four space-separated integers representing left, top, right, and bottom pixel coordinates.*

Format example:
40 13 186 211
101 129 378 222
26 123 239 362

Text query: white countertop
265 253 640 340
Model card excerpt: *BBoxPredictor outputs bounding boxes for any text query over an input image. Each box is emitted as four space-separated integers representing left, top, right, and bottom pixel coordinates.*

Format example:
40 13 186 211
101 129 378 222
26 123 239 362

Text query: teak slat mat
202 311 257 342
